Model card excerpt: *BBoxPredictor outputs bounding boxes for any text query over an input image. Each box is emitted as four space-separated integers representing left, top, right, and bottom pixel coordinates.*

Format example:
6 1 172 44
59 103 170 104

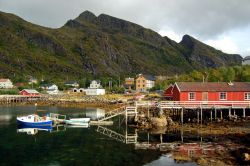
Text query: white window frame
244 92 250 100
188 92 195 100
219 92 227 100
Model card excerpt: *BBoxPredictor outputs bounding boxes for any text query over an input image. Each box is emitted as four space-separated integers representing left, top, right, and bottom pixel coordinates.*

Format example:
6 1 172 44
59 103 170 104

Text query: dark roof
64 81 78 84
142 75 156 81
243 56 250 61
176 82 250 92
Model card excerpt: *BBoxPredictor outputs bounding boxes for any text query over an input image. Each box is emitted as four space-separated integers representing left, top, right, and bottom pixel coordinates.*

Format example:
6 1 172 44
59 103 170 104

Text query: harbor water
0 105 249 166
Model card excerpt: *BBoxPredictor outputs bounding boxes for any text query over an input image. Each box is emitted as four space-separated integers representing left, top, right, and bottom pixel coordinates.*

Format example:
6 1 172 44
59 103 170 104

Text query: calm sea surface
0 105 249 166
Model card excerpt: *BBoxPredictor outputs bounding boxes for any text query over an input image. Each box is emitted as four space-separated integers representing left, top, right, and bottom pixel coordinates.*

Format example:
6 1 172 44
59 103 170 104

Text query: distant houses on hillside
0 79 13 89
242 56 250 65
72 80 105 95
64 81 79 88
124 74 156 92
19 89 40 96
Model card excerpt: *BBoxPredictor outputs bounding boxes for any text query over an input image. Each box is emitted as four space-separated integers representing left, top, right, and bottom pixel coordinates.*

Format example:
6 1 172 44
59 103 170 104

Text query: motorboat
16 114 52 127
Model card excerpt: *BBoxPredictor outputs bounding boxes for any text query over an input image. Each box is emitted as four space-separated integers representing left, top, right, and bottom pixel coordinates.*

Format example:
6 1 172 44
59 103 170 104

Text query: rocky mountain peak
76 10 96 22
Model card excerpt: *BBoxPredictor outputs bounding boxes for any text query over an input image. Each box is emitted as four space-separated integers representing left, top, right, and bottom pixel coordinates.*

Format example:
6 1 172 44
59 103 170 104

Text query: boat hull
17 119 52 127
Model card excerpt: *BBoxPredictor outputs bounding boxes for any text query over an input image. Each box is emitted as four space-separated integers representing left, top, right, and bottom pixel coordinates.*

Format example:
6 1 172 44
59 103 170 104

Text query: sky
0 0 250 56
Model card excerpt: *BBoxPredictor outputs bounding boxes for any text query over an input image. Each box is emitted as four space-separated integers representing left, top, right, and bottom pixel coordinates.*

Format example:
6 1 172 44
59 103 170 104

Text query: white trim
244 92 250 100
219 92 227 100
188 92 196 100
174 82 181 92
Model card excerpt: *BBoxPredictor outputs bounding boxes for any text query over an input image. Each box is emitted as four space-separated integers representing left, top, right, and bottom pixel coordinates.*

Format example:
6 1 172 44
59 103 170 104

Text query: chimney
228 81 234 86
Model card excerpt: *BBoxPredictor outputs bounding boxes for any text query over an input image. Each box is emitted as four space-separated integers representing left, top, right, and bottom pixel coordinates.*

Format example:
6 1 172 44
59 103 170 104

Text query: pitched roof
125 77 134 81
22 89 39 94
0 79 11 82
64 81 78 84
144 75 156 81
137 74 155 81
243 56 250 61
175 82 250 92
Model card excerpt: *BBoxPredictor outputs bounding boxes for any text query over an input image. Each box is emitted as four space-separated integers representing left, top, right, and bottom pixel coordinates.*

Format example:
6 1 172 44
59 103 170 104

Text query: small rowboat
17 114 52 127
65 118 90 126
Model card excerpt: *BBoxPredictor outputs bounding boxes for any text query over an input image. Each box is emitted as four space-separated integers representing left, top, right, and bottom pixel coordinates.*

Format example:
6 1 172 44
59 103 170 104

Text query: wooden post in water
197 110 200 124
221 110 223 120
229 108 231 120
215 108 217 120
210 110 213 122
200 107 203 125
181 108 184 125
243 108 246 118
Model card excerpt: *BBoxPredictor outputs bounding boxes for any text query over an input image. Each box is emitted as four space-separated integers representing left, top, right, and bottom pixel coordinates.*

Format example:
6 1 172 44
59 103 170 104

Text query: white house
89 80 102 88
46 84 59 95
85 80 105 95
242 56 250 65
0 79 13 89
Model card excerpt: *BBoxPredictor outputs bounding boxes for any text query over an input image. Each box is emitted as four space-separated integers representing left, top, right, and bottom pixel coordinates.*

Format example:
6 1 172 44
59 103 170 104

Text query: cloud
158 30 182 42
205 36 239 54
0 0 250 55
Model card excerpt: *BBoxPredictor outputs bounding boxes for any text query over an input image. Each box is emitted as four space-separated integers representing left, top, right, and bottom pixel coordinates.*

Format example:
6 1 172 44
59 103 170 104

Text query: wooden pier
0 95 42 104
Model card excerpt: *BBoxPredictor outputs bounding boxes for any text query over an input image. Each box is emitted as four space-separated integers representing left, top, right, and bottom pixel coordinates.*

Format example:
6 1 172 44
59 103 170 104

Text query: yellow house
135 74 155 92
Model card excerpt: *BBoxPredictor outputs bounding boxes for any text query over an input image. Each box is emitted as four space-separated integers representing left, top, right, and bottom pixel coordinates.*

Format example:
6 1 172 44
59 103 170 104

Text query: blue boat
16 114 52 127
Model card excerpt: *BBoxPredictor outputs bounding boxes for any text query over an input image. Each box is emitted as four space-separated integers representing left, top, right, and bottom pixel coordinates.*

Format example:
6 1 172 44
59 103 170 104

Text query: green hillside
0 10 242 82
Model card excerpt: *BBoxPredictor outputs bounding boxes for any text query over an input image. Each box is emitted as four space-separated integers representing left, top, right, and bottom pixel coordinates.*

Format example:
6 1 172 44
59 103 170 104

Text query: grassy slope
0 11 242 83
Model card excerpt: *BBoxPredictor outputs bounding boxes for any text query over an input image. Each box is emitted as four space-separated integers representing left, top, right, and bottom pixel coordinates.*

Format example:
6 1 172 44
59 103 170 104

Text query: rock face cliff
0 10 242 80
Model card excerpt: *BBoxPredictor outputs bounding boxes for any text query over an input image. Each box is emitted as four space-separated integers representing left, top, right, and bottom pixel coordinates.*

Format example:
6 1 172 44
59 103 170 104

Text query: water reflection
17 126 52 135
86 108 105 120
0 106 249 165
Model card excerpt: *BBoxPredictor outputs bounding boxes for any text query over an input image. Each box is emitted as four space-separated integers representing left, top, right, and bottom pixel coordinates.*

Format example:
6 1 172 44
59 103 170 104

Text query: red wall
172 84 249 101
164 86 173 97
172 85 181 101
20 91 39 96
177 91 247 101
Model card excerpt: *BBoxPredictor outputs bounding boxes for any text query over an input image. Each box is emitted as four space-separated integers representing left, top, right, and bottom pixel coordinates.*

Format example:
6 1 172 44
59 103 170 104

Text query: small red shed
163 84 174 99
20 89 40 96
171 82 250 102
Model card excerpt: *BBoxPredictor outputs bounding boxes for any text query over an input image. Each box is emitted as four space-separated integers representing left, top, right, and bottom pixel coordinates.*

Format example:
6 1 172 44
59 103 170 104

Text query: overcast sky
0 0 250 56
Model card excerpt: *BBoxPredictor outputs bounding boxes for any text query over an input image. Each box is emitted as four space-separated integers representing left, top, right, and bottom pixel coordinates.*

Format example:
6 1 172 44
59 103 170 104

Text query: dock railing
159 101 250 109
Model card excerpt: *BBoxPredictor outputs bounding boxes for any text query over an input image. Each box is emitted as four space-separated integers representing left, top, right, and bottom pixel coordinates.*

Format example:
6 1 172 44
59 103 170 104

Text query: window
189 92 195 100
219 92 227 100
244 93 250 100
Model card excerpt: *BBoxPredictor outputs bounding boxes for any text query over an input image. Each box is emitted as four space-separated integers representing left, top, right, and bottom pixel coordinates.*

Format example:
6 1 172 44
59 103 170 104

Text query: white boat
69 118 90 123
66 123 90 128
65 118 90 126
17 114 52 127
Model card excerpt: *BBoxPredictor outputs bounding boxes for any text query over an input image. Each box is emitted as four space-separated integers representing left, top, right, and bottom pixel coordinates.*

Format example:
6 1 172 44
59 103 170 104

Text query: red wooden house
168 82 250 102
19 89 40 96
163 84 174 99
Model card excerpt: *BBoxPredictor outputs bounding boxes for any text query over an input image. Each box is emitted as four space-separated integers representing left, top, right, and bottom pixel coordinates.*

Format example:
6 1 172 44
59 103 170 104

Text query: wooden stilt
197 110 200 124
243 108 246 118
215 108 217 120
210 110 213 122
201 107 203 125
229 108 231 119
181 108 184 125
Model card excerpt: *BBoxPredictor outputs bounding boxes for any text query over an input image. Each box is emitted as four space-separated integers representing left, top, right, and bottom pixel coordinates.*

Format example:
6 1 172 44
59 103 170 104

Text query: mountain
0 10 242 81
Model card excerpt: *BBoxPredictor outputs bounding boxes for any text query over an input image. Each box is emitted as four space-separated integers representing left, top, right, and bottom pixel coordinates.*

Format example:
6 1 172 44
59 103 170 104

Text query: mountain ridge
0 10 242 81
